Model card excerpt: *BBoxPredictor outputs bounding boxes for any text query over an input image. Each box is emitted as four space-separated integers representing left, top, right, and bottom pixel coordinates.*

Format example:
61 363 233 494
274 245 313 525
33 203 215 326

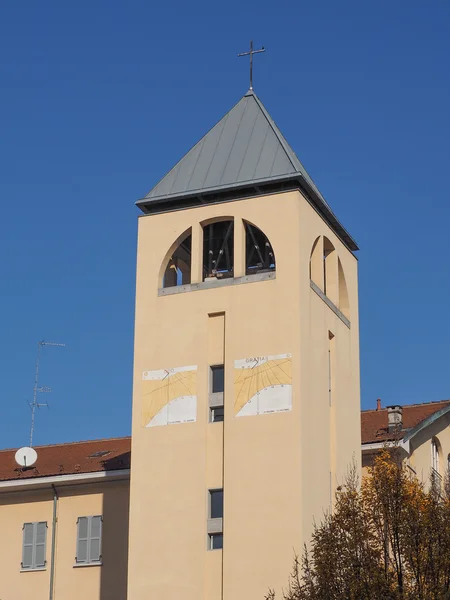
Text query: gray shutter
76 517 89 563
22 523 34 569
89 516 102 563
34 522 47 568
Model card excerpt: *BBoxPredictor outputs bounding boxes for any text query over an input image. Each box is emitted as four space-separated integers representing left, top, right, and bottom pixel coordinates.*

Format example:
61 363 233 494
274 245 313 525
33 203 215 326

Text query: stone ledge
159 271 276 296
310 280 351 328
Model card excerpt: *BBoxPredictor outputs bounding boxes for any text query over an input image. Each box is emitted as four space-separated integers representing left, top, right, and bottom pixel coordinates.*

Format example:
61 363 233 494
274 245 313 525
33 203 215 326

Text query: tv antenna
29 340 65 447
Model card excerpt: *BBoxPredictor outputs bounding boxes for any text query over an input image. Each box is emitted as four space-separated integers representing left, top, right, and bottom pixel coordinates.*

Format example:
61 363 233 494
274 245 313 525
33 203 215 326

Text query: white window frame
431 438 440 474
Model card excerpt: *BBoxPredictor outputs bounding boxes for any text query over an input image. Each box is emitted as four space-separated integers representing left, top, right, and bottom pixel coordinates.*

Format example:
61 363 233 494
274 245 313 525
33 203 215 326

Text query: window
211 406 224 422
209 365 224 422
88 450 111 458
22 522 47 570
209 533 223 550
207 488 223 550
209 489 223 519
244 221 275 275
203 220 234 280
431 438 440 474
211 365 224 393
76 516 102 565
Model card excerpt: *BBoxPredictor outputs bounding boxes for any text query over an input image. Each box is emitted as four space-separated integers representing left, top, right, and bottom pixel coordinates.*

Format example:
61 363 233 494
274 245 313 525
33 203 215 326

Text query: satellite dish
15 446 38 468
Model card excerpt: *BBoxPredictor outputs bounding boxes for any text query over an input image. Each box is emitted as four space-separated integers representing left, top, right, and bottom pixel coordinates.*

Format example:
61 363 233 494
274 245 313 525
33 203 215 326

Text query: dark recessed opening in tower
162 233 192 288
245 222 275 275
323 237 335 297
203 220 234 281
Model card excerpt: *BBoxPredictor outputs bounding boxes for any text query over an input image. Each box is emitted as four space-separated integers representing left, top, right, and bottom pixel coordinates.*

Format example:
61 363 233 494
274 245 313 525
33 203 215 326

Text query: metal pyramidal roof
137 89 358 251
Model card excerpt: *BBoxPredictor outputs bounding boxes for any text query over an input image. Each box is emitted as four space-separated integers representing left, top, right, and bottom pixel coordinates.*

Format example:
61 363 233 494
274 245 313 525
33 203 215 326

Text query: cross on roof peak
238 40 265 91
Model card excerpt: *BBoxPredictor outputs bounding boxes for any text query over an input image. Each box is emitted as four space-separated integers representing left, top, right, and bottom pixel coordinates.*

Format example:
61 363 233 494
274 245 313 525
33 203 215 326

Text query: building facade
0 438 130 600
362 399 450 487
127 89 361 599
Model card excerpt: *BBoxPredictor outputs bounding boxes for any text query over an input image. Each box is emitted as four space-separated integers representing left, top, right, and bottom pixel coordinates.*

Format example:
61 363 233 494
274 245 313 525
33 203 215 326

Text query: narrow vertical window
211 365 224 394
209 365 224 422
207 488 223 550
431 438 442 489
431 439 440 474
22 522 47 570
76 516 103 565
210 489 224 519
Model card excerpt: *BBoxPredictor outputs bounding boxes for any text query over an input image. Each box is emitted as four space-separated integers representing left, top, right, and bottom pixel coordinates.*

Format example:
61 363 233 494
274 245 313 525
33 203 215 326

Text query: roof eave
362 439 410 456
0 468 130 493
403 405 450 444
136 174 359 253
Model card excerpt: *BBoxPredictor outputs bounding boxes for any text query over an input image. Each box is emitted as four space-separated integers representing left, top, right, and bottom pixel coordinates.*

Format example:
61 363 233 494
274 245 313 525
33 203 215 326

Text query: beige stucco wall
0 479 129 600
128 190 361 599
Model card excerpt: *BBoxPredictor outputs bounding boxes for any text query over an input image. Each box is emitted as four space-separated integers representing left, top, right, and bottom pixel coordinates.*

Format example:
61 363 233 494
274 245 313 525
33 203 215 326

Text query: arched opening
338 259 350 318
310 236 323 288
161 228 192 288
323 237 337 304
203 219 234 281
244 221 275 275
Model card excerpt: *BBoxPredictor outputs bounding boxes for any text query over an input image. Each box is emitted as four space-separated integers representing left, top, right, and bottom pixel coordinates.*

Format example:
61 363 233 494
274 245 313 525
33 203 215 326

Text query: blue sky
0 0 449 448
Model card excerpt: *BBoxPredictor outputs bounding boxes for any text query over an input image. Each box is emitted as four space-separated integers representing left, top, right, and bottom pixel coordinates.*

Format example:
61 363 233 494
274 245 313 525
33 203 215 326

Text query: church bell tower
127 86 361 600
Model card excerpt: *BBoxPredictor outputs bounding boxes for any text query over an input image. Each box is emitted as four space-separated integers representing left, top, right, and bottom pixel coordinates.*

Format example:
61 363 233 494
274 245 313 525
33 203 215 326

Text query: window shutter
34 522 47 568
89 516 102 563
22 523 34 569
76 517 89 563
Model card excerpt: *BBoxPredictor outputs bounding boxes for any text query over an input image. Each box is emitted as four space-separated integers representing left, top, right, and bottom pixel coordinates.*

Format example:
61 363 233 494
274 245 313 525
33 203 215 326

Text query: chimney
376 398 382 411
387 405 403 432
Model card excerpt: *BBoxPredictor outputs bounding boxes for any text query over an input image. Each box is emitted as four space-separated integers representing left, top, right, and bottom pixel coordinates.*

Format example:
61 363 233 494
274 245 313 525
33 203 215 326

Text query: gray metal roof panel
139 89 358 251
144 90 311 202
235 109 269 180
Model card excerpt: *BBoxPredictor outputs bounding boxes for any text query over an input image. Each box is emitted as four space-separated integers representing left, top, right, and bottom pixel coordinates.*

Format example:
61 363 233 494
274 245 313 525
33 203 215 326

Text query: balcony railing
431 467 442 492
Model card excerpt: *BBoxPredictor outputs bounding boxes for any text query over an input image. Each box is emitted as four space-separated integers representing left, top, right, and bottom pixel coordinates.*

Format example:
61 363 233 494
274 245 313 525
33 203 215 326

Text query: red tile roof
1 400 450 482
361 400 450 444
0 437 131 482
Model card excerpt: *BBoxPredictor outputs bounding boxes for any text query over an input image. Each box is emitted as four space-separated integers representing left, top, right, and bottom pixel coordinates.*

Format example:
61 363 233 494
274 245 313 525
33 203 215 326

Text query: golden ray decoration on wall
234 354 292 417
141 365 197 427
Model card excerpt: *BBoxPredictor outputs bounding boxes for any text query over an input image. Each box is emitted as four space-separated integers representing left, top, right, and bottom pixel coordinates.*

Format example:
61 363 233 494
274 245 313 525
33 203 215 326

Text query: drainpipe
49 484 58 600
